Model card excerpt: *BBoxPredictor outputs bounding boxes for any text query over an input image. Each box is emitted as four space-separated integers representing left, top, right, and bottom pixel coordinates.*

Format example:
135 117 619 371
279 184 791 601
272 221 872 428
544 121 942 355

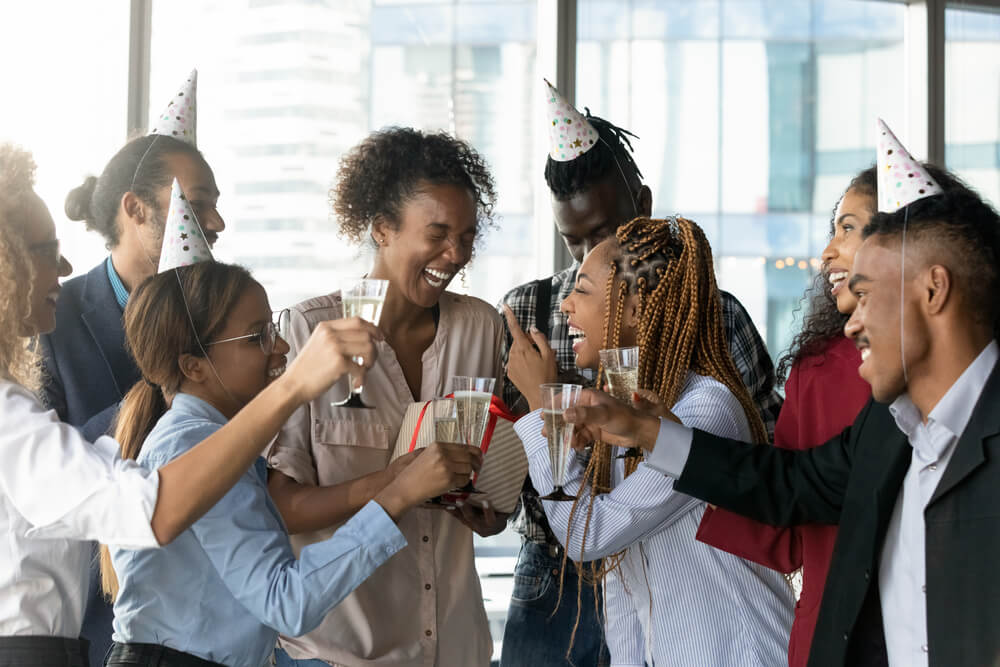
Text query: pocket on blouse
311 410 390 484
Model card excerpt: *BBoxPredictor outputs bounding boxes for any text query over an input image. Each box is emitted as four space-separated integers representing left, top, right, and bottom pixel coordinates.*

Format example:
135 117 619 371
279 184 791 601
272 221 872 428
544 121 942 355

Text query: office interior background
2 0 997 658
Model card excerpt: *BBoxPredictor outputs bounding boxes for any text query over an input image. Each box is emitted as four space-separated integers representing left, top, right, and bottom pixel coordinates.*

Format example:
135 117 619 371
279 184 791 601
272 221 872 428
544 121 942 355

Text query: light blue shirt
105 256 129 311
111 393 407 667
515 373 793 666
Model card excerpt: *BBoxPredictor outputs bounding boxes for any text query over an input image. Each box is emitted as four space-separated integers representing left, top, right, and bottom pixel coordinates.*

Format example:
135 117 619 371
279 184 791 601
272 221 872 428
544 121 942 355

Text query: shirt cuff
351 500 408 559
513 409 548 459
643 417 694 478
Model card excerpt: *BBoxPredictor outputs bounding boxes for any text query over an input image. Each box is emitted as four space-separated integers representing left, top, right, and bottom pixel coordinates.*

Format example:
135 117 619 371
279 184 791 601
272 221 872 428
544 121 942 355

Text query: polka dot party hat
157 178 214 273
545 79 598 162
876 118 942 213
150 69 197 146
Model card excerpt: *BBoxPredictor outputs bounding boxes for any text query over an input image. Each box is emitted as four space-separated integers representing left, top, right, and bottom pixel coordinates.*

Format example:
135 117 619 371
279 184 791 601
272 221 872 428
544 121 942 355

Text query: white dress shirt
0 380 159 637
515 373 793 667
645 341 1000 667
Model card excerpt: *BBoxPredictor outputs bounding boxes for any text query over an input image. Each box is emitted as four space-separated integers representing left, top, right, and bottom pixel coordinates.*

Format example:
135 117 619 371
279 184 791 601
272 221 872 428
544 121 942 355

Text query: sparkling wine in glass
599 346 642 459
539 383 583 501
336 278 389 409
451 376 495 495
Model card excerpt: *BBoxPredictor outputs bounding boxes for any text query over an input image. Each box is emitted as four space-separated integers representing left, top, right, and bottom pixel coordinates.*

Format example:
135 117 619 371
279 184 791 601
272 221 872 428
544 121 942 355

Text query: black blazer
676 362 1000 667
38 260 141 666
39 260 141 440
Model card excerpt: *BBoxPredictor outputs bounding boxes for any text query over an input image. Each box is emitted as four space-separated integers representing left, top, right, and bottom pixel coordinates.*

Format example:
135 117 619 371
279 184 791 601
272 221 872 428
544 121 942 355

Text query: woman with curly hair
0 143 385 667
265 127 505 667
694 163 969 667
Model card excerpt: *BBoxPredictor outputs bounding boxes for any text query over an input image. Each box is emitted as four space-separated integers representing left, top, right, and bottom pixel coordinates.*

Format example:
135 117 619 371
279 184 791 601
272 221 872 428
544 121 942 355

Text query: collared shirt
514 373 794 667
105 256 129 311
111 393 407 667
266 291 503 666
879 340 999 667
0 379 159 636
499 261 783 546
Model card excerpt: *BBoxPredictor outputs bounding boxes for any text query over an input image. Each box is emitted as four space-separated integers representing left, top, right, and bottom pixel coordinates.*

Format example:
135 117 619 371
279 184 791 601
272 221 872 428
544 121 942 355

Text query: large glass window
150 0 541 311
0 5 129 273
577 0 907 364
946 3 1000 207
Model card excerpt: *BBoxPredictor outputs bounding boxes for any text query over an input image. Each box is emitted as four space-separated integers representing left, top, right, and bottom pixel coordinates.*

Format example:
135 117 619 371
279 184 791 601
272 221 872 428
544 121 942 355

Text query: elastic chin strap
597 134 640 219
900 206 910 386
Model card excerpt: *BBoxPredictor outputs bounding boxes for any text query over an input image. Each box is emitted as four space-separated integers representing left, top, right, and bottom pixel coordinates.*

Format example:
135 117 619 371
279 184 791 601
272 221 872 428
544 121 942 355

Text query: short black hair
331 127 497 250
544 111 643 201
864 189 1000 334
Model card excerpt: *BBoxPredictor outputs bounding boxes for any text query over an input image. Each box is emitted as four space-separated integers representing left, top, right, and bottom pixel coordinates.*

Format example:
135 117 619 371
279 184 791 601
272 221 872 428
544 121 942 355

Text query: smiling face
560 239 638 370
844 237 930 402
199 282 289 415
821 187 875 314
371 182 476 308
22 191 72 335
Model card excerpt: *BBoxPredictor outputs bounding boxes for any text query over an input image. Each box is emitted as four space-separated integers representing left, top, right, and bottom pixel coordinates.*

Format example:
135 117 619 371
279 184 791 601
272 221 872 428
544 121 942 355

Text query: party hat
157 179 213 273
150 69 197 146
876 118 943 213
545 79 599 162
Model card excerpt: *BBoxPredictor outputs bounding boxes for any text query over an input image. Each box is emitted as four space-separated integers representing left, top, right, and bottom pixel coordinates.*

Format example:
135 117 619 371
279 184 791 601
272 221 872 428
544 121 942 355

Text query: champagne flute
451 376 494 495
539 383 583 501
336 278 389 409
599 346 641 459
425 398 459 507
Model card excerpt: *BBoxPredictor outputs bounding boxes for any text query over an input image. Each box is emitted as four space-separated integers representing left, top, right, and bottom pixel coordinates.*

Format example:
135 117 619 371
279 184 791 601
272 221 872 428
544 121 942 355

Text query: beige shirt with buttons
266 290 504 667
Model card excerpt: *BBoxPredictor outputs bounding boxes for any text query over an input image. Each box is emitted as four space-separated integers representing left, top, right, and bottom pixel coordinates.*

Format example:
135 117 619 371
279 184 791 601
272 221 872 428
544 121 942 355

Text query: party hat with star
876 118 943 213
545 79 599 162
157 179 213 273
149 69 197 146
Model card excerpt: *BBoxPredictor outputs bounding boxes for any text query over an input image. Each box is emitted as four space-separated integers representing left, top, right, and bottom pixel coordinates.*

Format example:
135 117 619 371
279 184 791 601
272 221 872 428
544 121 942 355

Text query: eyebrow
188 186 219 198
848 273 870 290
837 213 861 225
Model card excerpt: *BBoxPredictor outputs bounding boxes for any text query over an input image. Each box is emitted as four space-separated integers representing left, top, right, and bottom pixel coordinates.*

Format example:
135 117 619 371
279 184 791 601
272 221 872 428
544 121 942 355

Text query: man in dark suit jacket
40 133 223 666
563 188 1000 667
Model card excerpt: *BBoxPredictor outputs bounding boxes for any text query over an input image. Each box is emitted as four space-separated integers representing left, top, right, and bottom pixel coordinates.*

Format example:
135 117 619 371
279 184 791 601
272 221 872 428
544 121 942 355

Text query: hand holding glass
336 278 389 409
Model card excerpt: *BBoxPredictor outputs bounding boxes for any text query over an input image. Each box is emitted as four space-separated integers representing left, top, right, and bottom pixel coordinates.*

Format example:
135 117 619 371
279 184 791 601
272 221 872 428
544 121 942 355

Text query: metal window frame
125 0 994 275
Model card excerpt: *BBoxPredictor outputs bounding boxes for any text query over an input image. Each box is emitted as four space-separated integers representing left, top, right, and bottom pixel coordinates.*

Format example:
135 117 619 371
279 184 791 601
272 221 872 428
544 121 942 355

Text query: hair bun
64 175 98 222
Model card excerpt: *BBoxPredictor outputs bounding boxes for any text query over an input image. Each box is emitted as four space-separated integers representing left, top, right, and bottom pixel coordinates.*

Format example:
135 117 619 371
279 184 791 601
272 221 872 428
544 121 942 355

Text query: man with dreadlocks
508 216 794 666
497 80 782 667
564 123 1000 667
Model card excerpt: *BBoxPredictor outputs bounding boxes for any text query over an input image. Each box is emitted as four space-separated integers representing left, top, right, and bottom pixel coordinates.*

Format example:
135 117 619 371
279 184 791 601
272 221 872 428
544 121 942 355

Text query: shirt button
864 569 870 581
922 584 927 594
929 464 938 471
551 568 559 576
843 632 849 641
425 629 433 637
921 644 928 653
425 583 432 590
422 535 430 543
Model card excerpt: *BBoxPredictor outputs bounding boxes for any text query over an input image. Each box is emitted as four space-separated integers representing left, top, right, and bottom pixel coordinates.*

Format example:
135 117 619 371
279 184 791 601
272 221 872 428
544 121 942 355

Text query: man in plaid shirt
496 95 782 667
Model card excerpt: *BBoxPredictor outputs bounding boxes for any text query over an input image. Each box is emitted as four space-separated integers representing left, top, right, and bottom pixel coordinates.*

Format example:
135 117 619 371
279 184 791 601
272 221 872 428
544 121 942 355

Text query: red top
695 336 871 667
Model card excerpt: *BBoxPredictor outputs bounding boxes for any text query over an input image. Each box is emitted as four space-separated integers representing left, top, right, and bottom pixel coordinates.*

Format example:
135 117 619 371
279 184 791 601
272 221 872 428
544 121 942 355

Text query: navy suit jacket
39 260 141 665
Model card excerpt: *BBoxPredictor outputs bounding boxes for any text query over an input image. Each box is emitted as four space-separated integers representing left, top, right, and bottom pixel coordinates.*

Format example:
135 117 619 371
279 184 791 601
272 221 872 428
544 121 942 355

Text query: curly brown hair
0 143 41 390
330 127 497 251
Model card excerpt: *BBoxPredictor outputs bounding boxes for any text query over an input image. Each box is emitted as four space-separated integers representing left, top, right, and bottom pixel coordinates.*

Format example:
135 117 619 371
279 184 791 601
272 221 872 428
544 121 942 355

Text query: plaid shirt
498 264 783 545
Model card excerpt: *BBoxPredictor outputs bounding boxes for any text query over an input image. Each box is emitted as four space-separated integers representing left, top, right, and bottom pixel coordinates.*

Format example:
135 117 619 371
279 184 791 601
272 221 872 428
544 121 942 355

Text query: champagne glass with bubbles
450 376 494 495
599 346 641 459
540 383 583 501
424 398 459 507
336 278 389 409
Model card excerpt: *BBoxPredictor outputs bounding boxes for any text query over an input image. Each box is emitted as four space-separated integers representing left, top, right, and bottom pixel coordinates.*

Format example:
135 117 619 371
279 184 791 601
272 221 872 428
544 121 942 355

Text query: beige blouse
266 290 505 667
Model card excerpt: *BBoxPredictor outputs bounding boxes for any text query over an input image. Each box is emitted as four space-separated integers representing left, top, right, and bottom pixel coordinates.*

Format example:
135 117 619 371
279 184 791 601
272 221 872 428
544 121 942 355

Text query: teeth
268 366 285 379
860 349 870 362
568 325 585 338
828 271 848 285
425 268 453 280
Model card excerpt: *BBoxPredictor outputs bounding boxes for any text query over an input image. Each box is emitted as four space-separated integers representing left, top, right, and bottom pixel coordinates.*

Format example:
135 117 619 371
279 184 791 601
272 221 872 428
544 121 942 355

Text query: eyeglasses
206 309 289 355
28 239 62 267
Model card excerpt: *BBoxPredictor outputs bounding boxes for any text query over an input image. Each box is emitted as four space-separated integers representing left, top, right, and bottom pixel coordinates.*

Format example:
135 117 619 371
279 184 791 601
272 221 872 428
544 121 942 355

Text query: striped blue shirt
110 394 407 667
105 257 129 310
514 373 794 667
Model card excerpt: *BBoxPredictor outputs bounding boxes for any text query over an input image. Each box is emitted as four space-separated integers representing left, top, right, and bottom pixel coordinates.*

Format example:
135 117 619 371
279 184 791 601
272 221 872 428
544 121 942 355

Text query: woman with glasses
0 144 410 666
102 260 482 667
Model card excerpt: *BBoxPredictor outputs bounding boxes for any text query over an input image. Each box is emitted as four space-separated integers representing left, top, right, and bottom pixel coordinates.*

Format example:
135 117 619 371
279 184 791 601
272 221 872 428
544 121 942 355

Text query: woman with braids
102 261 478 667
507 216 794 666
693 163 969 667
265 127 505 667
0 145 381 666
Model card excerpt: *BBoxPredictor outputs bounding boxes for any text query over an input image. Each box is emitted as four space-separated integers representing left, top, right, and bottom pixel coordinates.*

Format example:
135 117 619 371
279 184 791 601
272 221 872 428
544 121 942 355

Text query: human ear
924 265 952 317
371 217 392 248
637 186 652 218
622 292 641 330
121 191 150 226
178 353 209 384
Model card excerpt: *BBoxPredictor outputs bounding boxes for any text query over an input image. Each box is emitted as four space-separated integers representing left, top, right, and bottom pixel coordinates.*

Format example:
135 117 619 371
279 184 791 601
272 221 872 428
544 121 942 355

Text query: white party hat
876 118 943 213
157 179 213 273
545 79 599 162
150 70 197 145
